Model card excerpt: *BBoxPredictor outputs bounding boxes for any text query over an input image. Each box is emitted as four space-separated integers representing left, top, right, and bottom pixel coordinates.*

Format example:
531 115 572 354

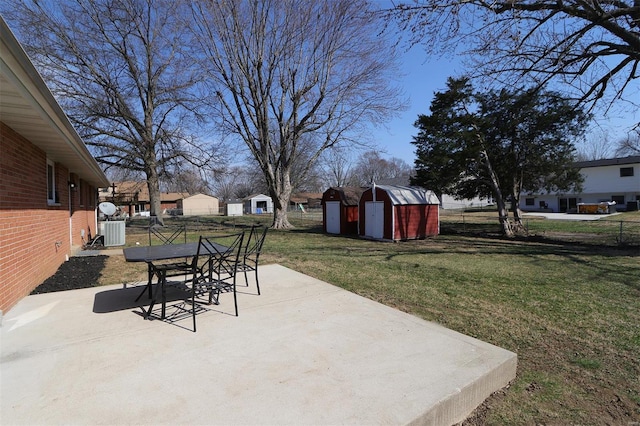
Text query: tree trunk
146 168 164 226
511 197 525 232
270 173 293 229
478 146 515 237
273 204 292 229
496 198 515 237
510 178 525 233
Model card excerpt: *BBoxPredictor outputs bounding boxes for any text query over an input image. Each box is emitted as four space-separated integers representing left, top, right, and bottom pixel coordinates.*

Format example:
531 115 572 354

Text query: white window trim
47 158 56 205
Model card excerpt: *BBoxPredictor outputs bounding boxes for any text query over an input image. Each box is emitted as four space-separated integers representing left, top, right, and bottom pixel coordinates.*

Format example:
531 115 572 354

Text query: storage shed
322 187 364 235
244 194 273 214
359 185 440 241
178 193 219 216
225 199 243 216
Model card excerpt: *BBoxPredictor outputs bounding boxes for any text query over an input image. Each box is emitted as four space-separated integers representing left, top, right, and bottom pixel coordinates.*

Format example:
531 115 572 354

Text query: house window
525 198 535 206
47 159 56 204
620 167 634 177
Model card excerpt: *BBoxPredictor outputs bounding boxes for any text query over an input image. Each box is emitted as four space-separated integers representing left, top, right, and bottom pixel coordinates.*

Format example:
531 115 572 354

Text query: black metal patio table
123 242 228 319
124 242 201 264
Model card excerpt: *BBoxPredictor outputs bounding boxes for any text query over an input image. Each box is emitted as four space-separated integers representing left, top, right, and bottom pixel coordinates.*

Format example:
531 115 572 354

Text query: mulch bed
31 256 108 294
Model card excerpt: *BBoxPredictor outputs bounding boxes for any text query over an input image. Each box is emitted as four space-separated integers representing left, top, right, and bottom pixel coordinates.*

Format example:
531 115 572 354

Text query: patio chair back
148 224 186 246
197 233 243 279
188 232 245 331
244 225 268 259
239 225 268 294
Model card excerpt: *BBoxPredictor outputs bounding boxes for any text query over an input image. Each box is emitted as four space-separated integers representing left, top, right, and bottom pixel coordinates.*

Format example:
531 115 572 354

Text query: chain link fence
441 212 640 247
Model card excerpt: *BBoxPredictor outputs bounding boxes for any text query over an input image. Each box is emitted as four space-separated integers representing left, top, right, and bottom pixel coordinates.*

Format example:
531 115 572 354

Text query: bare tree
350 151 413 186
190 0 403 228
576 129 616 160
390 0 640 122
319 147 357 188
210 165 265 202
616 129 640 156
3 0 220 225
162 166 211 195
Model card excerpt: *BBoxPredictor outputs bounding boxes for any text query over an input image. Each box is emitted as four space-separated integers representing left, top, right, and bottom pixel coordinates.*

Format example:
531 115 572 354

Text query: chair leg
232 285 238 316
243 269 249 287
192 283 197 333
255 267 260 295
209 288 220 305
160 274 167 319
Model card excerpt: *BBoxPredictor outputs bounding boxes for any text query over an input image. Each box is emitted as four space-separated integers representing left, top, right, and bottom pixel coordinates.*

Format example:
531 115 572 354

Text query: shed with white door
243 194 273 214
358 185 440 241
322 187 364 235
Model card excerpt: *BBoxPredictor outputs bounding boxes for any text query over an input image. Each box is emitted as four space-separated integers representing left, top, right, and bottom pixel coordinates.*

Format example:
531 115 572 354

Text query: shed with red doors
358 185 440 241
322 187 364 235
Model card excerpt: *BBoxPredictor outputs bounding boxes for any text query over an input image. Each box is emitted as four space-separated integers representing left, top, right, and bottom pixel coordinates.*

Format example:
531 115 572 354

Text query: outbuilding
322 187 364 235
359 185 440 241
225 199 243 216
244 194 273 214
178 193 219 216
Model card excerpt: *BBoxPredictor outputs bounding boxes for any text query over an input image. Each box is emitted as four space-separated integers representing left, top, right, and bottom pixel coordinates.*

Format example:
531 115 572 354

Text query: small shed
359 185 440 241
225 199 243 216
322 187 364 235
244 194 273 214
177 193 219 216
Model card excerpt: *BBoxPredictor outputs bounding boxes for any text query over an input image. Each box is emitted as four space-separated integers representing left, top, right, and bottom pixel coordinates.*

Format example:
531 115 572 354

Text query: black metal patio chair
148 223 187 246
135 222 187 302
159 232 245 332
237 225 268 295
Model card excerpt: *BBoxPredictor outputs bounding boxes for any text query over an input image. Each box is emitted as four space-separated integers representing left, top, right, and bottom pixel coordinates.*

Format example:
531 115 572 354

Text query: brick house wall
0 122 97 314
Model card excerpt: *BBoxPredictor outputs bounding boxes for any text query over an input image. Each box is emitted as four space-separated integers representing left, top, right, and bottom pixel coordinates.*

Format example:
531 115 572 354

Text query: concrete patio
1 264 516 425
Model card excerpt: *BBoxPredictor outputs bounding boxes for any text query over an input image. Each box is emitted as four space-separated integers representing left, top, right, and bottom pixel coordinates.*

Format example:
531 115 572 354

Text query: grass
99 213 640 424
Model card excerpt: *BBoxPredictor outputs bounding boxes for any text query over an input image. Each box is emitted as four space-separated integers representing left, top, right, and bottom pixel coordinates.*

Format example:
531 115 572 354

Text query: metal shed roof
376 185 440 205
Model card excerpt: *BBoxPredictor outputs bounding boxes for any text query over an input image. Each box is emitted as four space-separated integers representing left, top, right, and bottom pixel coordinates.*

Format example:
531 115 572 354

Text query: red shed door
325 201 341 234
365 202 384 239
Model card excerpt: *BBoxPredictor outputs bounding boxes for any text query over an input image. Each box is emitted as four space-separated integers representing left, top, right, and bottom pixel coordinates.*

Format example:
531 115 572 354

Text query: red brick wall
0 122 98 314
69 174 98 247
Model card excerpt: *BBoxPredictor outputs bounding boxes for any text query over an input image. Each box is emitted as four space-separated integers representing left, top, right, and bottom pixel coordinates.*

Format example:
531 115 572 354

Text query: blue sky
371 47 462 165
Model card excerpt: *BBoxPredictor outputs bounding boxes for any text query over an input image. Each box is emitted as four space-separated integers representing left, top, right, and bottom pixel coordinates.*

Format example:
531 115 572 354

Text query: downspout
67 177 73 261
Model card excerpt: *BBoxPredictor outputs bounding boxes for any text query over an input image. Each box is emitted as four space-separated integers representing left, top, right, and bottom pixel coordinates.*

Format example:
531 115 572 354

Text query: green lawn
118 213 640 423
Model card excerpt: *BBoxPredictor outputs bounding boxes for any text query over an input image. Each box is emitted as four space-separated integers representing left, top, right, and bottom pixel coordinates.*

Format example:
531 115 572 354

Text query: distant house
440 194 494 210
99 181 189 217
520 156 640 213
359 185 440 241
0 17 110 315
177 193 219 216
244 194 273 214
290 192 323 211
